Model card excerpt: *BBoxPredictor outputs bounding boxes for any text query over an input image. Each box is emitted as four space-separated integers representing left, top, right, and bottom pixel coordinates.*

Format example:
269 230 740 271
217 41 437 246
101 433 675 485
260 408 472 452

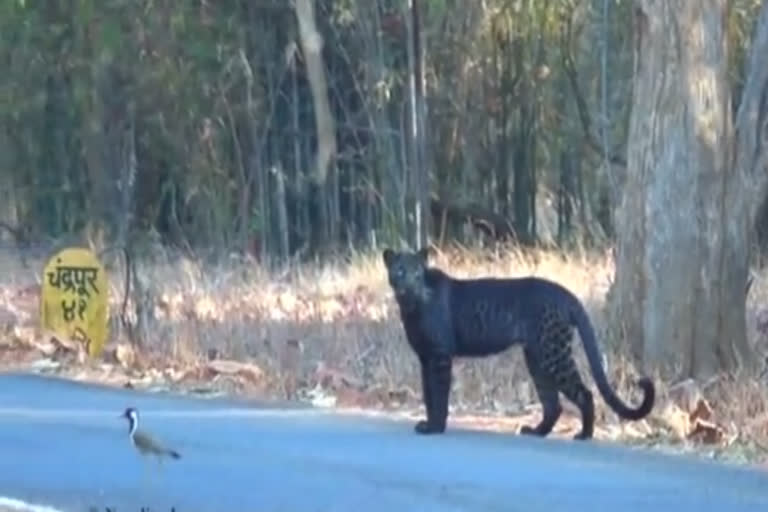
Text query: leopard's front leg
415 354 433 429
415 354 452 434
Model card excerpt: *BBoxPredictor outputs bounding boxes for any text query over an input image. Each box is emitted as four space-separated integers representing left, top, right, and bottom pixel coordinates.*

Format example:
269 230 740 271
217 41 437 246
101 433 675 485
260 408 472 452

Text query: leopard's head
382 247 432 300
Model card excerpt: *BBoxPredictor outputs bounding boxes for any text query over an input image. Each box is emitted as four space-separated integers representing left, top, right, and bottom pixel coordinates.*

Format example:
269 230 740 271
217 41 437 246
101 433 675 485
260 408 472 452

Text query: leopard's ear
382 248 395 266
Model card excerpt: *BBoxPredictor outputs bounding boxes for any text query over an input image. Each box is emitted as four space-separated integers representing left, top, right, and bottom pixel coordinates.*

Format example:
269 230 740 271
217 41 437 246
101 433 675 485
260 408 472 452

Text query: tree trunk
609 0 767 380
406 0 431 249
294 0 337 254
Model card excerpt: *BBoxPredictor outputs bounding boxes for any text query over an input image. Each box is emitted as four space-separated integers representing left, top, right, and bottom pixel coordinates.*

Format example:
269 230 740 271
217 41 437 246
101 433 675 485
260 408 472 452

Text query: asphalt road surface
1 372 768 512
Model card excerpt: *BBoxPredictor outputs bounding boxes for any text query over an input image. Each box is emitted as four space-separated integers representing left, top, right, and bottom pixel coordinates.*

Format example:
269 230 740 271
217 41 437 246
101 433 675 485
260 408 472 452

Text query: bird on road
121 407 181 462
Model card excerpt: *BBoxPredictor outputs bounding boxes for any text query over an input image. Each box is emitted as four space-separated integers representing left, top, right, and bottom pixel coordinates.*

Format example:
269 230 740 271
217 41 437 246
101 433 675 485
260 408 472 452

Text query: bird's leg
140 457 149 490
152 457 161 481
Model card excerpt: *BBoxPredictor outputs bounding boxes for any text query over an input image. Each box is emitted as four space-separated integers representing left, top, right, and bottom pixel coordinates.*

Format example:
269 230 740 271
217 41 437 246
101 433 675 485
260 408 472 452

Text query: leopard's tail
570 302 655 421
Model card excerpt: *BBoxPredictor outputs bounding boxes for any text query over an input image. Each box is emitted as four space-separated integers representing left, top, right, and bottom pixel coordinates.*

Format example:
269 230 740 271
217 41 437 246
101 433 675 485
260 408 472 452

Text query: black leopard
382 247 655 440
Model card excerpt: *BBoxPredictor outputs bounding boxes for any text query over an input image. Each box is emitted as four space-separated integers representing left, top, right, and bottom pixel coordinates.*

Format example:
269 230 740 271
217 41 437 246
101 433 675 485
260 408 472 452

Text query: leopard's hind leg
542 318 595 440
558 366 594 440
519 346 562 437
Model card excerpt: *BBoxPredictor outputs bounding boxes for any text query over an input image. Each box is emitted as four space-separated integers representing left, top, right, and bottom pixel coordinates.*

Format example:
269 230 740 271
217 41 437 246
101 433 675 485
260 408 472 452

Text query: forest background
2 0 768 460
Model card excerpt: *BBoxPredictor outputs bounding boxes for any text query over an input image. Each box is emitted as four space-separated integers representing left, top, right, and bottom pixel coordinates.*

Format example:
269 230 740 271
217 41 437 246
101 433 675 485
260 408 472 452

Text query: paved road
1 372 768 512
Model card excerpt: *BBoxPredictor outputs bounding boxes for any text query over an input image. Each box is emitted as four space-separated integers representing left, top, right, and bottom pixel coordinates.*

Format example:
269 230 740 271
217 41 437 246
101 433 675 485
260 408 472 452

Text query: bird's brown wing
133 429 181 458
133 430 166 455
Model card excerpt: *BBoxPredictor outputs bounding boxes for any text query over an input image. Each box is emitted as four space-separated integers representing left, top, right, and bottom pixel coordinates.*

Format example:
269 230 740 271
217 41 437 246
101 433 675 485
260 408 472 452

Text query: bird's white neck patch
128 410 138 436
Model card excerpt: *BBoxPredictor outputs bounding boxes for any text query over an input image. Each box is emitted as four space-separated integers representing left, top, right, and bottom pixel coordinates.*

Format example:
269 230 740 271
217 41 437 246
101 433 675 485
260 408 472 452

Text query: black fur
382 247 655 440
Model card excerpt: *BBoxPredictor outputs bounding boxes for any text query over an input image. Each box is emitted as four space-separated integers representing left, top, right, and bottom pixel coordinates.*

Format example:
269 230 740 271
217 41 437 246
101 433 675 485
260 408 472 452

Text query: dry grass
120 244 620 414
2 242 768 461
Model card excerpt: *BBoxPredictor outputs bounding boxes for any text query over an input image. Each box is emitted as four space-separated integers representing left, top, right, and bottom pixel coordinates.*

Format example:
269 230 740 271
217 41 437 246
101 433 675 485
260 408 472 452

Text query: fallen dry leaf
386 387 416 407
163 366 187 382
211 373 248 394
335 387 379 408
688 418 725 444
11 326 38 347
178 365 211 381
145 368 163 381
313 362 362 391
207 359 264 383
668 378 704 414
690 396 715 423
657 403 691 440
666 378 726 444
31 338 57 357
49 333 81 353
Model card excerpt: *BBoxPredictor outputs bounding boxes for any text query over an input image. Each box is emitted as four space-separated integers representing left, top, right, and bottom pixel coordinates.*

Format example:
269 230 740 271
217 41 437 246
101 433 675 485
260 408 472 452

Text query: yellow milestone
40 247 110 358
